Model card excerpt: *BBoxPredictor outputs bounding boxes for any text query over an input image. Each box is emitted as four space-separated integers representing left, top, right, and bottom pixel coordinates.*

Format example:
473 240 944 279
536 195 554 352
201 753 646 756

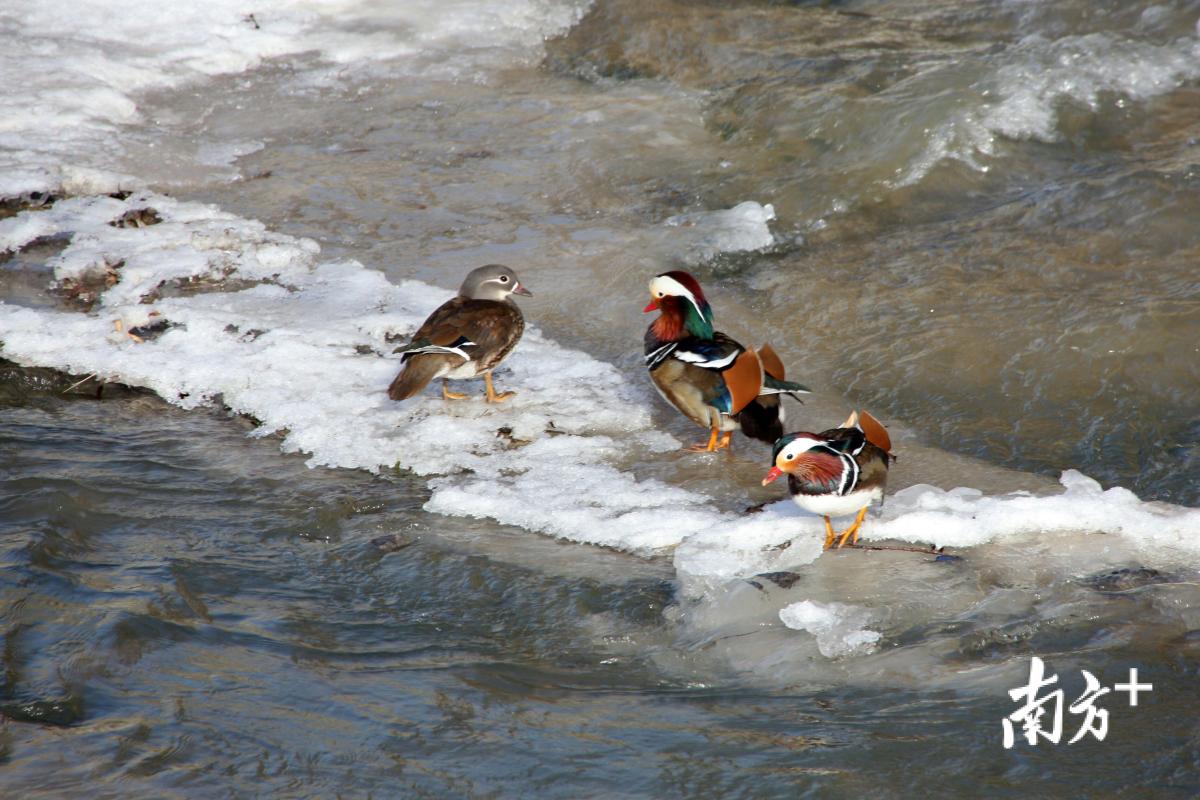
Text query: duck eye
656 291 664 297
785 454 794 460
499 275 509 283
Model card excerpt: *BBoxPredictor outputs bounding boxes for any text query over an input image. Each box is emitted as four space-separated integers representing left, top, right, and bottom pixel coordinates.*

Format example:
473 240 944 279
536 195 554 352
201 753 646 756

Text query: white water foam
901 31 1200 185
0 0 588 197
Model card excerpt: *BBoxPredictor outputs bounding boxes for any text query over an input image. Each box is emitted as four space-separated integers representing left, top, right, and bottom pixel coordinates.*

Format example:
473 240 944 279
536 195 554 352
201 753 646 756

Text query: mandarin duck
388 264 531 403
643 270 809 451
762 410 894 549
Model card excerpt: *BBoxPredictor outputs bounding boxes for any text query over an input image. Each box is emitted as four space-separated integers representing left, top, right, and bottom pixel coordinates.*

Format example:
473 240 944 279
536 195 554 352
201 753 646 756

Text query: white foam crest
984 33 1200 141
900 31 1200 185
778 601 881 658
0 0 587 196
664 201 777 259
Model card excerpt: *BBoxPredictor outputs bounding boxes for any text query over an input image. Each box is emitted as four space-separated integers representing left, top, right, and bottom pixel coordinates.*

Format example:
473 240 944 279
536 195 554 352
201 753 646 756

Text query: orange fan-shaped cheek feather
794 451 846 487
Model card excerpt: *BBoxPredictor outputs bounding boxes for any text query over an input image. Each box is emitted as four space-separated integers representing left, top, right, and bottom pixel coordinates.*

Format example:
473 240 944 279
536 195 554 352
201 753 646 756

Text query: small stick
63 373 98 393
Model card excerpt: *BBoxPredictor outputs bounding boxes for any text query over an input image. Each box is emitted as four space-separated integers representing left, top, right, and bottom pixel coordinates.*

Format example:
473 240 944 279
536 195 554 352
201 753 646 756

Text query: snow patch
0 191 752 554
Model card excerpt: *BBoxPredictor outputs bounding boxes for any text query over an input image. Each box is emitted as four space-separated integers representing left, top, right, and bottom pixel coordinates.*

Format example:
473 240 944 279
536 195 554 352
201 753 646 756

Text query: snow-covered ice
2 192 1197 594
0 191 764 554
2 0 1199 673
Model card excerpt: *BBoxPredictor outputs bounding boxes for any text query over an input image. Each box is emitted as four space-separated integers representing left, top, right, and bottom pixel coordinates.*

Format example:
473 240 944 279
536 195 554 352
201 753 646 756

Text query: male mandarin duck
388 264 531 403
762 410 894 549
642 270 809 451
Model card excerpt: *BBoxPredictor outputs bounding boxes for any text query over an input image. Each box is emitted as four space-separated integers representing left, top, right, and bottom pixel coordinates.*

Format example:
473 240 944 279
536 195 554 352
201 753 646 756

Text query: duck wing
396 298 524 370
668 332 763 415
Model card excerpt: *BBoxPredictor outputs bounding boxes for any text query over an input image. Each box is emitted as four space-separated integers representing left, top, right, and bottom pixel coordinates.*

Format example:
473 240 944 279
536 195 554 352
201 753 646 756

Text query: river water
2 1 1199 797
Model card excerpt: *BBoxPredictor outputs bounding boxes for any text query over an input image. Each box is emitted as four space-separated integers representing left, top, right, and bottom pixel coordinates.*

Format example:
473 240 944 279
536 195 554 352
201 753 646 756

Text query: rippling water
2 0 1199 796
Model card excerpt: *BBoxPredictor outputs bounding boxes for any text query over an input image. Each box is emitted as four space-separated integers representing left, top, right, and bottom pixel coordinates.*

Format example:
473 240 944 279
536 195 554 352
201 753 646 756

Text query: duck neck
652 296 713 341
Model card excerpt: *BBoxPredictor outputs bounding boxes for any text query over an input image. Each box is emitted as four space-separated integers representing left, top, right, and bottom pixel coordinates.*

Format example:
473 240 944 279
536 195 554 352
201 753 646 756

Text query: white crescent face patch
776 436 824 466
649 274 706 321
776 436 859 495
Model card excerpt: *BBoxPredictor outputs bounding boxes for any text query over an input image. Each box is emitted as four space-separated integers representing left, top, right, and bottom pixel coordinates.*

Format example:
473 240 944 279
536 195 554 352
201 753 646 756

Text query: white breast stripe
837 453 859 496
645 342 675 365
674 350 738 369
757 385 810 396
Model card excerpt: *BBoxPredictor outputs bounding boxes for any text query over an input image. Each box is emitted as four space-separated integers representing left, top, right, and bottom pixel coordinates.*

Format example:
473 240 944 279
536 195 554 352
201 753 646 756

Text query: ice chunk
665 201 777 259
877 470 1200 554
779 600 882 658
673 469 1200 606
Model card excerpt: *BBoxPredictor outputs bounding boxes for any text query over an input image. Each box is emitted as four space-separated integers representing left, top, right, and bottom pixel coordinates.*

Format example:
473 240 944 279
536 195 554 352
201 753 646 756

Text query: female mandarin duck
762 410 894 549
388 264 531 403
643 270 809 451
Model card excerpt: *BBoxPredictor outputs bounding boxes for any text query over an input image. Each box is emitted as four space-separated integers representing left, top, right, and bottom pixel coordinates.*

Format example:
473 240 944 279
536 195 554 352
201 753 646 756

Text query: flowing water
2 0 1199 797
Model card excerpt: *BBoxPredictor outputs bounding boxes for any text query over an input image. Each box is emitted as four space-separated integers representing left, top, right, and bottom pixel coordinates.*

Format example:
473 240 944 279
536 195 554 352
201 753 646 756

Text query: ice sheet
0 0 588 197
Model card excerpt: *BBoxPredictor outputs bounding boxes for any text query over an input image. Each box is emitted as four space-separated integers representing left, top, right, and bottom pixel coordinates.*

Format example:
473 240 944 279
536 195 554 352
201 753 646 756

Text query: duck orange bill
643 298 658 312
761 466 783 485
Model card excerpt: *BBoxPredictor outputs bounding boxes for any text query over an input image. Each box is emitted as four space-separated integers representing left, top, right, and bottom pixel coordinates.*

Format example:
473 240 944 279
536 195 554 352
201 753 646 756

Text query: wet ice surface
2 0 1200 796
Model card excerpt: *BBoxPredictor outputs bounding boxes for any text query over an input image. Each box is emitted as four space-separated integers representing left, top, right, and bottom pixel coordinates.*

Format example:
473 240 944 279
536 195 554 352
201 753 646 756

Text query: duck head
643 270 714 339
460 264 532 302
762 433 845 487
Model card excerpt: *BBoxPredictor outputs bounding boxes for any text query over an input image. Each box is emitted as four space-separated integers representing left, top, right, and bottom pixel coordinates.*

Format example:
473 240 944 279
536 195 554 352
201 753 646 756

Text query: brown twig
62 373 98 393
844 542 957 557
